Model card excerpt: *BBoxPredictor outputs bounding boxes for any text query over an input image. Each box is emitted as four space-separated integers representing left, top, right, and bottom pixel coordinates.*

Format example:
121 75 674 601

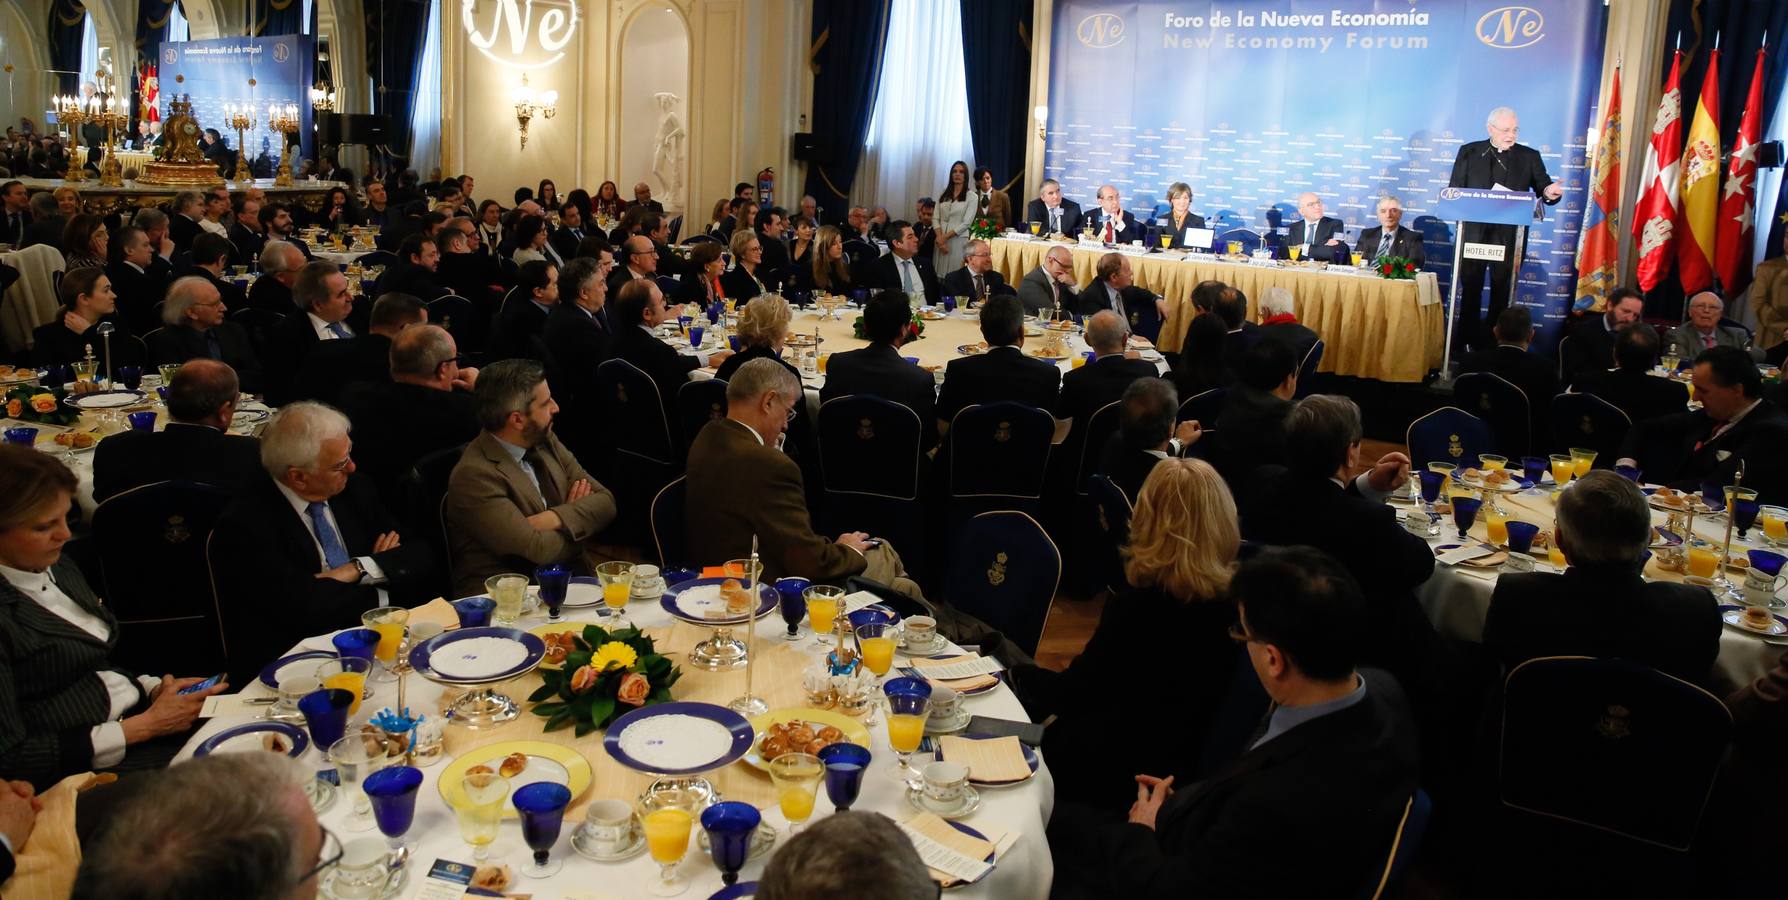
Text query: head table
175 593 1056 898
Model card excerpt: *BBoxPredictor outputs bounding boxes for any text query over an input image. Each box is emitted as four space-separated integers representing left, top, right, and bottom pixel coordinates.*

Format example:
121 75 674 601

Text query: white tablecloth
175 598 1056 899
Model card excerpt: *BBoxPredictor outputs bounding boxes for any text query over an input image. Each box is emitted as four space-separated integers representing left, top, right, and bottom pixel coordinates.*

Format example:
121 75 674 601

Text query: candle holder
727 542 770 717
54 95 88 182
225 103 256 184
267 103 300 187
94 102 129 187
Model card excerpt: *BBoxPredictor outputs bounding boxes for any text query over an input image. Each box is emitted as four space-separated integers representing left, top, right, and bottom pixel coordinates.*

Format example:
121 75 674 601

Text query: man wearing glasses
1447 106 1564 351
607 234 661 298
339 324 482 508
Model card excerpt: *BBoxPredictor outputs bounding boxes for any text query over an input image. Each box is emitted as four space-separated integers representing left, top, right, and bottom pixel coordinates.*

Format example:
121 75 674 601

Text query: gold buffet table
989 236 1444 384
16 176 348 217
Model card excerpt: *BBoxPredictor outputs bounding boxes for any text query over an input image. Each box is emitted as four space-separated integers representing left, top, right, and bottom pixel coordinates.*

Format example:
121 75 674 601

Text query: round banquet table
988 236 1444 383
176 595 1057 898
1404 480 1785 690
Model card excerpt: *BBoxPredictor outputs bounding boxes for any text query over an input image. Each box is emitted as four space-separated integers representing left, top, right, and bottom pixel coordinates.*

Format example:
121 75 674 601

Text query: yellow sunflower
590 641 639 672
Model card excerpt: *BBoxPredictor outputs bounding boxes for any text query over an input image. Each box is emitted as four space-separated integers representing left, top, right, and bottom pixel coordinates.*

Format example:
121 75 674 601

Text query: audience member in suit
1171 290 1231 401
1096 377 1202 503
294 292 426 405
641 212 689 278
1086 184 1142 244
340 325 481 509
437 222 506 307
856 220 940 306
972 167 1013 230
0 446 228 789
129 207 178 282
756 207 792 283
1668 291 1765 363
20 191 63 250
714 295 818 472
940 239 1015 304
674 242 727 307
1060 311 1159 476
245 239 304 314
548 202 593 262
103 226 171 336
60 213 108 270
443 360 617 598
1023 178 1084 236
626 182 664 216
30 267 143 368
686 359 925 599
375 234 451 302
1049 546 1420 899
258 202 314 261
1618 345 1788 504
1154 182 1208 249
1017 244 1080 317
145 275 265 395
787 215 816 283
720 227 774 301
1354 195 1425 267
210 403 433 684
166 193 203 255
92 359 262 502
1017 458 1250 809
1457 306 1561 451
934 294 1063 434
609 279 734 429
489 259 560 363
543 253 617 399
1575 322 1689 425
180 230 248 312
1203 337 1298 487
0 180 29 245
821 290 941 452
1284 192 1349 263
1256 286 1320 368
1075 251 1165 342
912 198 938 263
262 260 358 406
607 235 662 300
1485 471 1721 683
1564 286 1646 386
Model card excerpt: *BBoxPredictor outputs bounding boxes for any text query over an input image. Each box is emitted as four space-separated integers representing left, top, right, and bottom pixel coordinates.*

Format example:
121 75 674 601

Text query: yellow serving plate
437 740 593 819
743 707 872 772
529 621 587 670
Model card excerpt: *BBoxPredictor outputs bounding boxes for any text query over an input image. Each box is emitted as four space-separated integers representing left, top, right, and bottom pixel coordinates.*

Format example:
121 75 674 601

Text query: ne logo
461 0 579 70
1077 13 1125 48
1476 6 1544 49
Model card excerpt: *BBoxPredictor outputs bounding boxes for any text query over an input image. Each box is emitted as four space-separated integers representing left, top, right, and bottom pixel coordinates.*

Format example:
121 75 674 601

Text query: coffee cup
921 760 969 808
330 838 391 897
630 564 665 598
901 616 938 651
926 685 962 723
577 799 641 856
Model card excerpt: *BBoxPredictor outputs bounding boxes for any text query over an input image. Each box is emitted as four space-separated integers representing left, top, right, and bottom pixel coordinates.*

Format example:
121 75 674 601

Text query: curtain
801 0 890 223
134 0 176 134
79 14 100 86
959 0 1031 202
253 0 305 36
48 0 86 96
365 0 431 162
856 0 977 217
408 0 442 178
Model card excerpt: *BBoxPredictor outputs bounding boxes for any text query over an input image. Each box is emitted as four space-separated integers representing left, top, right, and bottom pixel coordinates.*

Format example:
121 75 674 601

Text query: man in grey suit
1018 244 1080 317
1669 292 1764 363
1354 195 1424 268
444 359 617 598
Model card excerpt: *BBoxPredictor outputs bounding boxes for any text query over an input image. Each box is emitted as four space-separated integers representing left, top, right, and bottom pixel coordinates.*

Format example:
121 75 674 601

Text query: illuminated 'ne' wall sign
461 0 579 70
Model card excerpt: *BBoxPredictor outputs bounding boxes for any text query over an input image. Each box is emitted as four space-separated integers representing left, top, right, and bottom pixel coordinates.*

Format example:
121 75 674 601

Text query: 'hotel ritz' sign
461 0 578 70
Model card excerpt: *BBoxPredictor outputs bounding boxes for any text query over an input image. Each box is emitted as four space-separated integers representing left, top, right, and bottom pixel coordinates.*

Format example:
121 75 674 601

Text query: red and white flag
1632 50 1684 292
1715 46 1767 295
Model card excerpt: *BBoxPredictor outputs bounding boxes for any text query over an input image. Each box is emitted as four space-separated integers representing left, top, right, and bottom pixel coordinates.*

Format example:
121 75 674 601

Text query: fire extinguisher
757 168 775 209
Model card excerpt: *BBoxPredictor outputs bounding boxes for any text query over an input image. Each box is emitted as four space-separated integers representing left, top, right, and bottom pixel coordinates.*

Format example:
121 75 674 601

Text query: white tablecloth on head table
177 596 1056 898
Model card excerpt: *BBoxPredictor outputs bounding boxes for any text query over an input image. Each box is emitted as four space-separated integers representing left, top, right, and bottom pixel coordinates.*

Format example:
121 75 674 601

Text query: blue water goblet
1732 492 1762 540
1451 497 1482 541
700 801 761 886
729 334 742 352
689 325 705 349
775 577 811 641
535 564 571 621
942 295 957 313
662 567 700 587
514 781 573 878
297 687 354 749
451 596 495 629
818 742 872 813
116 365 142 390
1520 456 1547 485
1615 463 1644 484
2 427 38 447
127 411 157 432
331 628 381 662
1506 521 1540 555
362 764 423 850
1701 480 1726 513
1417 470 1445 506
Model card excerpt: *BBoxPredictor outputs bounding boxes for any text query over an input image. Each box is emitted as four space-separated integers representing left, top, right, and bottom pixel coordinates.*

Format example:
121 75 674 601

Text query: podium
1431 187 1546 379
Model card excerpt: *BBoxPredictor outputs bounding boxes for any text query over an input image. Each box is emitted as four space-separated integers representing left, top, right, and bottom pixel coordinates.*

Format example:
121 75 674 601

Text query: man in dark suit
756 208 792 283
1449 106 1565 350
104 226 172 335
1213 289 1260 385
821 290 940 451
489 259 559 362
20 191 62 250
1564 286 1646 385
182 231 248 311
543 255 616 401
339 325 481 508
92 359 263 502
246 240 304 314
626 182 664 216
1486 471 1721 683
167 192 204 256
294 292 426 405
0 180 29 245
1095 377 1200 503
210 402 434 684
1284 192 1349 262
1023 178 1083 236
1050 546 1420 899
1016 244 1079 317
856 220 940 307
262 261 356 406
940 239 1015 304
1061 310 1156 440
549 202 592 262
1256 286 1320 367
1086 184 1142 245
934 294 1061 435
1204 337 1299 487
225 197 267 267
609 279 734 426
376 234 451 302
146 275 265 394
1457 306 1560 451
1075 252 1164 342
607 235 661 299
1618 345 1788 504
1354 195 1424 267
1576 322 1689 425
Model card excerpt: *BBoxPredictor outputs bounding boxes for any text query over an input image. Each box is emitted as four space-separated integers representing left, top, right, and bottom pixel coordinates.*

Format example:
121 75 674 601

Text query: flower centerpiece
4 385 79 426
1376 256 1419 281
528 624 682 735
966 216 1000 240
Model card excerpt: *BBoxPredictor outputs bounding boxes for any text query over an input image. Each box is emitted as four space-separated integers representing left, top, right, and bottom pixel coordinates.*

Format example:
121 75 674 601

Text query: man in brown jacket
444 358 617 597
684 358 921 597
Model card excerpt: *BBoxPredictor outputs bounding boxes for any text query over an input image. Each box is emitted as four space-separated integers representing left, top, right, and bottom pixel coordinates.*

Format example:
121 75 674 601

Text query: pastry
1742 606 1774 631
53 431 95 449
1484 470 1511 487
816 725 843 743
470 865 512 892
1460 468 1482 481
498 752 529 778
759 719 841 762
720 578 751 614
262 734 290 753
465 764 496 779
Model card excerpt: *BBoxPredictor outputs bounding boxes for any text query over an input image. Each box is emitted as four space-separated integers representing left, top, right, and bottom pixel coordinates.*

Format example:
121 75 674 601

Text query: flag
1677 48 1721 295
1573 65 1622 312
138 62 160 124
1632 51 1684 292
1715 47 1766 295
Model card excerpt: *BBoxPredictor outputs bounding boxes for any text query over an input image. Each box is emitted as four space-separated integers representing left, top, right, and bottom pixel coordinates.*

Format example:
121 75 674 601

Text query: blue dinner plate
258 649 338 690
62 389 148 410
846 603 901 630
934 733 1040 786
708 882 758 900
899 655 1004 696
659 577 778 626
603 702 755 776
195 721 308 758
944 820 997 888
407 627 546 685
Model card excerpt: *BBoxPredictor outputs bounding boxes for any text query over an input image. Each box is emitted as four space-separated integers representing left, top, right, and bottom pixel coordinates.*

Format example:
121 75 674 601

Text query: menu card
840 590 885 615
939 735 1031 783
900 812 996 886
406 598 461 630
1435 543 1495 567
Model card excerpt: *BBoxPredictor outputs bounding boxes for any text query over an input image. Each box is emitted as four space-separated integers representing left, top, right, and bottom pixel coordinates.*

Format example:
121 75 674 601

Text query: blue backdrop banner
158 34 315 174
1044 1 1607 345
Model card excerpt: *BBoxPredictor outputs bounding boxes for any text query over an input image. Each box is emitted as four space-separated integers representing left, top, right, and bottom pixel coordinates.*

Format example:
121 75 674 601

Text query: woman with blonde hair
807 224 854 293
715 294 815 463
720 227 769 301
1013 457 1251 808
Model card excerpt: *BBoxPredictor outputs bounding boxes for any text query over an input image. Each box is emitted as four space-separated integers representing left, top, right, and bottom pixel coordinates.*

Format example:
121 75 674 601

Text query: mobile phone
178 673 227 695
861 539 883 549
965 715 1046 748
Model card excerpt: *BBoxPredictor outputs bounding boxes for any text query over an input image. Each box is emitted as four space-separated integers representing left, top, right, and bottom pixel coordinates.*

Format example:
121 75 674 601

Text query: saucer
305 777 339 815
925 707 971 735
319 856 408 899
905 783 981 820
570 825 648 862
897 637 944 657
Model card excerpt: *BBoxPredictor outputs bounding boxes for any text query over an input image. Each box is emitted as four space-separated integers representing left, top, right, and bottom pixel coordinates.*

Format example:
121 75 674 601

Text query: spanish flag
1677 48 1721 295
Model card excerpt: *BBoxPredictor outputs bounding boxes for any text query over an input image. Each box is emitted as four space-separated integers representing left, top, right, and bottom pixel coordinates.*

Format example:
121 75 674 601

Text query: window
79 13 99 88
169 2 189 42
856 0 977 216
410 0 443 178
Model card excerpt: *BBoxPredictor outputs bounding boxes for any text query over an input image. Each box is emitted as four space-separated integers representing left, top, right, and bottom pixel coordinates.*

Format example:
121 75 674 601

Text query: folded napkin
408 597 461 630
908 654 1001 693
939 734 1031 783
901 812 997 887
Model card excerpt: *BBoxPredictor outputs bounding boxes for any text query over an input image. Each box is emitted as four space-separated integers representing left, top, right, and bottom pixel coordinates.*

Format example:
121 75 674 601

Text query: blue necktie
327 322 351 339
204 330 222 360
305 501 351 569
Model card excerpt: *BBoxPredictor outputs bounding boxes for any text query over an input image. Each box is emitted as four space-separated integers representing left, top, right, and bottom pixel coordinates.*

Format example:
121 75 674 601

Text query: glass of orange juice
883 680 931 785
1549 454 1575 490
1686 540 1720 579
804 585 845 649
1760 505 1788 547
1288 245 1302 262
1484 505 1510 545
1570 448 1597 478
1477 454 1507 472
1351 251 1364 267
1548 542 1568 570
643 807 694 896
768 753 823 833
594 560 634 629
855 622 897 677
315 657 372 716
361 606 409 682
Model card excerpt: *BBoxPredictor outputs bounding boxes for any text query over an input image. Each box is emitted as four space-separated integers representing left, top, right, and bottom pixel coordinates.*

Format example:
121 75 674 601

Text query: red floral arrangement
967 217 1000 240
1376 256 1419 281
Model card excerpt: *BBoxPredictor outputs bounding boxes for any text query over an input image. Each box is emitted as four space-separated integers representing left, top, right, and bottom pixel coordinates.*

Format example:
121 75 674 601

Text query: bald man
1087 184 1141 244
1284 193 1348 263
628 182 664 215
1449 106 1563 350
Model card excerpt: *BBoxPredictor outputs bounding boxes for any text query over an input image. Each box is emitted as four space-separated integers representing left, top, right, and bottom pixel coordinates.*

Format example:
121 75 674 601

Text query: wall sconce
310 83 336 112
1033 105 1048 141
513 73 558 150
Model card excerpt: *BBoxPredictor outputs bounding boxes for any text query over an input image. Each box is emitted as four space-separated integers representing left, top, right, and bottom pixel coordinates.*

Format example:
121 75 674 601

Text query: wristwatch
351 558 367 581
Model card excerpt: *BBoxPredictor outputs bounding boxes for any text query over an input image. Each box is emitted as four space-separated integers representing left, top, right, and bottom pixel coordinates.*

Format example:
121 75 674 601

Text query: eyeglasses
632 249 658 258
293 826 343 886
1226 622 1265 645
770 392 799 422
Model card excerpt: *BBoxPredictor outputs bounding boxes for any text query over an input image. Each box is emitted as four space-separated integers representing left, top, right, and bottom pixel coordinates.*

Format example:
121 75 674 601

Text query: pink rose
616 672 651 707
569 665 599 694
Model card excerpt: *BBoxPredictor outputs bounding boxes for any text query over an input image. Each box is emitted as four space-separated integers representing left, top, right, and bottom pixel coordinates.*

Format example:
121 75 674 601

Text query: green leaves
527 622 682 731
